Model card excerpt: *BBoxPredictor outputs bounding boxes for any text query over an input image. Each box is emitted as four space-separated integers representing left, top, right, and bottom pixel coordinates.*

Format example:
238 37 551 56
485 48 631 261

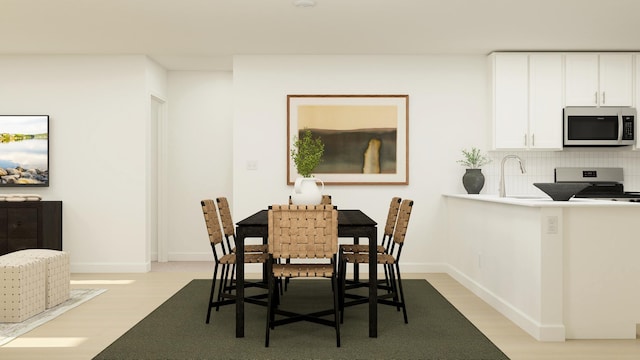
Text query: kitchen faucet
499 155 526 197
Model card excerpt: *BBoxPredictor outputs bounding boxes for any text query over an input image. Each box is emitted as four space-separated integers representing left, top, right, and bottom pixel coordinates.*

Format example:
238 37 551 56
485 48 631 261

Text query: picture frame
287 94 409 185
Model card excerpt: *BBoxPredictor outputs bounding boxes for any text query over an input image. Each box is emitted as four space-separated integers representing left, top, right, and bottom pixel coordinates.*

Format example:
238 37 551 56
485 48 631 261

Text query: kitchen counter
444 194 640 341
445 193 640 207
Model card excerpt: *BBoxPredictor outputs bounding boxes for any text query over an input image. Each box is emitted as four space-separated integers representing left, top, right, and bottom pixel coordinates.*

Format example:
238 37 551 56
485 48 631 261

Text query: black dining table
235 209 378 338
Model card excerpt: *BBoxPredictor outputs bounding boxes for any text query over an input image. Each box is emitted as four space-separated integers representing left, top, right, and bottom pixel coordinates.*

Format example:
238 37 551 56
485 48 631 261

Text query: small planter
462 168 485 194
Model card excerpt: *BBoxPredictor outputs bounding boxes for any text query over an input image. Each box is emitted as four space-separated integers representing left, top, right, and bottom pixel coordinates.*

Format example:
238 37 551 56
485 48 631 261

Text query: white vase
290 177 324 205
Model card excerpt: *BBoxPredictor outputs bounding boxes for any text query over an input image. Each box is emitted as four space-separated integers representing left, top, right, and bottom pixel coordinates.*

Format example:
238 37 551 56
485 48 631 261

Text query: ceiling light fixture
293 0 316 8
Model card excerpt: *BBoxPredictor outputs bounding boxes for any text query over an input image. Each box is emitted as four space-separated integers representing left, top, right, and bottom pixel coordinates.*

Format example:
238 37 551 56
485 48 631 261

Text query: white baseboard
445 264 565 341
71 262 151 273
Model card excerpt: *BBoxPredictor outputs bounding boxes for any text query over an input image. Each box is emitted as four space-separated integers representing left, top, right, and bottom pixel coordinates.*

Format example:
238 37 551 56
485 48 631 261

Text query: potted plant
290 129 325 204
291 128 324 178
457 147 491 194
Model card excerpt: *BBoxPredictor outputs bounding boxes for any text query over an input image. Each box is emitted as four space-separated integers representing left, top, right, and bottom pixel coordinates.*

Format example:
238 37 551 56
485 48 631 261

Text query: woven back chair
265 204 340 347
339 199 414 324
201 199 267 324
283 195 332 289
339 197 401 287
341 196 400 255
216 197 268 254
288 194 332 205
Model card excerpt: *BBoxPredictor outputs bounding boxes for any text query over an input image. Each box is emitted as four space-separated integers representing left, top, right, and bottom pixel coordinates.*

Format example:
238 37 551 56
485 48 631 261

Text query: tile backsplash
481 150 640 196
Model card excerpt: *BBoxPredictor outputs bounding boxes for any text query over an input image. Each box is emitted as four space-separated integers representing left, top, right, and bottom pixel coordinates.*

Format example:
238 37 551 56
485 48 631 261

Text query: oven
555 167 640 202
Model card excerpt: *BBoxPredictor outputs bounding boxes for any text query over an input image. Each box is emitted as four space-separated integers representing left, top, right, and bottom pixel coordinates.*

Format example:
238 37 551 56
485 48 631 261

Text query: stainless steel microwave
563 107 636 146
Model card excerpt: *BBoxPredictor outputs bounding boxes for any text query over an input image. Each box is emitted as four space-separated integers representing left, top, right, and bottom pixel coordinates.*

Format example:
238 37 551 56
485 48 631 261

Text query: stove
554 167 640 202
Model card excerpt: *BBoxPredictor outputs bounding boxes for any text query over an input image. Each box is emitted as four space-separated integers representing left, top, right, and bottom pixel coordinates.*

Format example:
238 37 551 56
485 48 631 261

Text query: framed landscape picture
287 94 409 185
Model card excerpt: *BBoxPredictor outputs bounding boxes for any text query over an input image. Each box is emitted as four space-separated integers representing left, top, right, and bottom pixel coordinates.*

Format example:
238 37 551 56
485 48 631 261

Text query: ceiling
2 0 640 71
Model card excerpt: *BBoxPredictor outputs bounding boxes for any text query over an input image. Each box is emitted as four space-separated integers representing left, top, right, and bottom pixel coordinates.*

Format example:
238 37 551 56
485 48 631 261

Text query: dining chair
200 199 267 324
284 194 332 291
339 199 414 324
288 194 332 205
265 204 341 347
216 197 268 254
339 197 401 288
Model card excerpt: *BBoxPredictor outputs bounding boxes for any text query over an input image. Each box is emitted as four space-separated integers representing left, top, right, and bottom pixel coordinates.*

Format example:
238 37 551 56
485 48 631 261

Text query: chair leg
388 265 401 311
206 264 219 324
216 264 228 312
395 263 408 324
265 272 274 347
332 273 341 347
383 263 392 291
339 257 347 324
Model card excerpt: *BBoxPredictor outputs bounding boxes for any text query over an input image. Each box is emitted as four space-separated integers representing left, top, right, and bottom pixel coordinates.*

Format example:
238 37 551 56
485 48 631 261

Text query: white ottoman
9 249 70 309
0 255 46 322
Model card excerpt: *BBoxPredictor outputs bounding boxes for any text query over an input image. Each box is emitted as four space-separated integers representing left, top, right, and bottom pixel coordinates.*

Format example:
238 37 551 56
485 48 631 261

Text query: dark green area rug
94 279 509 360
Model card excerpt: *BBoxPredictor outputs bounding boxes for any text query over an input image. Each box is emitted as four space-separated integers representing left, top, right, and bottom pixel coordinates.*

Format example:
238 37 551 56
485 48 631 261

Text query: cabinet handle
524 134 527 146
602 92 606 104
595 91 598 104
532 134 535 147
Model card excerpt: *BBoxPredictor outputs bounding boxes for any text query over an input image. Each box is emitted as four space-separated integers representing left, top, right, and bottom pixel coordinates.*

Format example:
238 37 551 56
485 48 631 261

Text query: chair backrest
200 199 225 247
216 197 235 236
393 200 414 245
268 204 338 259
288 195 332 205
383 197 402 236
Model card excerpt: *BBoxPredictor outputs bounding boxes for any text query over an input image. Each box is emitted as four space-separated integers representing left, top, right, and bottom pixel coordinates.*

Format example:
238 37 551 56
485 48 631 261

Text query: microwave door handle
618 111 623 144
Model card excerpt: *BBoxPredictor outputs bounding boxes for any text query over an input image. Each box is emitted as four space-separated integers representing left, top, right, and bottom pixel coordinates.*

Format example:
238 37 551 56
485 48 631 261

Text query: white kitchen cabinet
528 54 564 149
492 53 528 149
491 53 563 150
565 53 633 107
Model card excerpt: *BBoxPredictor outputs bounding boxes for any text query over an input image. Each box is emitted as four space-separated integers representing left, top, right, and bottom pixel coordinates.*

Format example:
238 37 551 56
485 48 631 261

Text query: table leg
353 237 359 282
262 236 268 284
368 227 377 338
235 228 245 338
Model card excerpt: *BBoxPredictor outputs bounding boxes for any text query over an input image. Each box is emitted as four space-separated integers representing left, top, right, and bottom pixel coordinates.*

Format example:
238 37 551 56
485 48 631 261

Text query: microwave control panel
623 116 634 140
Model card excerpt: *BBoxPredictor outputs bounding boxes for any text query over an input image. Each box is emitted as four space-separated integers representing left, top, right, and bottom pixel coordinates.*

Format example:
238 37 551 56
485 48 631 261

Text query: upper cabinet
565 53 633 107
491 53 563 150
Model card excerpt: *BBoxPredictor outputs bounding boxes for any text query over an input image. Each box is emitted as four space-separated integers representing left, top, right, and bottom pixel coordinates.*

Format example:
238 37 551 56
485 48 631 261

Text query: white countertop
444 194 640 207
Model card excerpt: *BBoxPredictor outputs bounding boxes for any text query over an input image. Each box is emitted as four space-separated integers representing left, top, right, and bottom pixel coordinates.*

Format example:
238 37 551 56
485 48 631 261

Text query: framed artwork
287 94 409 185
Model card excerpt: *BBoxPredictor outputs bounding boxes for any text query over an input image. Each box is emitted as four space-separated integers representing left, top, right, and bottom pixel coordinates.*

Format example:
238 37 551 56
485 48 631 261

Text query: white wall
165 71 234 260
5 54 638 273
231 55 490 272
0 55 163 272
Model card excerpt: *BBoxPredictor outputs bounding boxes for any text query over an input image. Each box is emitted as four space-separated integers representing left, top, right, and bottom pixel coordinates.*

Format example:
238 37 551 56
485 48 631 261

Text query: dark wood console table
0 201 63 256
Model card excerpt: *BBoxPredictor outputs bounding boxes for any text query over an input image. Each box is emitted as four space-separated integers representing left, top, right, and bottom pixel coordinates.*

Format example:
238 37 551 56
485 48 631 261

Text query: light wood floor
1 262 638 359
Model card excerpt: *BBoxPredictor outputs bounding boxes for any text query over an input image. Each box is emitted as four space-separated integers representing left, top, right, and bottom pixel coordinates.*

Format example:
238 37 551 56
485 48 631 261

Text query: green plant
290 128 325 177
457 147 491 169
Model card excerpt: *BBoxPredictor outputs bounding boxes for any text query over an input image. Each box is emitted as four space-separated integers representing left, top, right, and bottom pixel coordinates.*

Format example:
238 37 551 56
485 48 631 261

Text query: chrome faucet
499 155 526 197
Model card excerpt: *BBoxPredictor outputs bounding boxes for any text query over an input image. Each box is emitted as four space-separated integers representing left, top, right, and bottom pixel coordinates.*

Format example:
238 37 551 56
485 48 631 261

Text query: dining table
234 208 378 338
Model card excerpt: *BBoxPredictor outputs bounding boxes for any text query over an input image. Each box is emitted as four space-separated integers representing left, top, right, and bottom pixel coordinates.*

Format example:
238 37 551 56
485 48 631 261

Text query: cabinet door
0 209 6 255
493 53 528 149
565 54 599 106
529 54 563 149
599 54 633 106
7 208 38 252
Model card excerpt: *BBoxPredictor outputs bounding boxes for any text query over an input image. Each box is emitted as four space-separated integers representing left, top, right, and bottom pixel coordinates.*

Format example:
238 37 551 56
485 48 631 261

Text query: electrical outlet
546 216 558 234
246 160 258 170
